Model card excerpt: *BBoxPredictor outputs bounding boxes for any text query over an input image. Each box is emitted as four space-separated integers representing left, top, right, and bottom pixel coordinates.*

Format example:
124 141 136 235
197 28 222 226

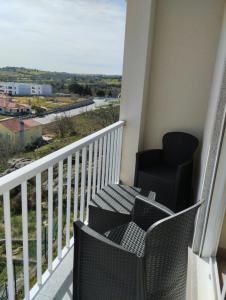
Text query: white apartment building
0 82 52 96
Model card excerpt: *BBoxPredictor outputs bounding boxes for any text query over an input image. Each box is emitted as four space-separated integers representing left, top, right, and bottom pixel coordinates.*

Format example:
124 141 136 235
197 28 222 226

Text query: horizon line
0 66 122 77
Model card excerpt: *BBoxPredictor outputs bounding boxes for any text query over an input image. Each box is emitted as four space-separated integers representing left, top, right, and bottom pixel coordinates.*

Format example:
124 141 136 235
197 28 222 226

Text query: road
34 103 96 124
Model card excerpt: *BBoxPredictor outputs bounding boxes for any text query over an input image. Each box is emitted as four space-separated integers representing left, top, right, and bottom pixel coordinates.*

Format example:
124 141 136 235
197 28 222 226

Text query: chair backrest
144 201 201 300
162 132 199 167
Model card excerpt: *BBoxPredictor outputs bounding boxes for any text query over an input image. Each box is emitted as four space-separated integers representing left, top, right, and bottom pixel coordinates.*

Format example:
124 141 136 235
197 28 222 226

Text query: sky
0 0 126 75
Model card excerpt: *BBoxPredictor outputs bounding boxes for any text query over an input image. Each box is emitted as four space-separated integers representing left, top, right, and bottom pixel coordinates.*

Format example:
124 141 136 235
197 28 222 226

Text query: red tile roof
0 118 41 133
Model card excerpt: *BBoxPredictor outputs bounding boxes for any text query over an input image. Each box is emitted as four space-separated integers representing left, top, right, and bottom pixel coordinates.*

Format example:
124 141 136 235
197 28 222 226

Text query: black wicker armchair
134 132 199 211
73 196 201 300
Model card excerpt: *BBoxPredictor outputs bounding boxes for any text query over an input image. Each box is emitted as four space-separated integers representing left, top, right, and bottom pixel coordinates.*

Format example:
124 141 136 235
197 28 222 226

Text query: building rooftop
0 118 41 133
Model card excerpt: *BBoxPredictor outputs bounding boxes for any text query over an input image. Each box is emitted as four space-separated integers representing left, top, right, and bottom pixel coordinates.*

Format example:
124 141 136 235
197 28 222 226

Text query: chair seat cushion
139 164 177 184
104 222 145 257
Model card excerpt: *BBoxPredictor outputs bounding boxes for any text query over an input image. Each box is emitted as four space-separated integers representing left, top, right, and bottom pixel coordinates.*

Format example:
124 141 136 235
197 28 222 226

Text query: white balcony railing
0 121 124 300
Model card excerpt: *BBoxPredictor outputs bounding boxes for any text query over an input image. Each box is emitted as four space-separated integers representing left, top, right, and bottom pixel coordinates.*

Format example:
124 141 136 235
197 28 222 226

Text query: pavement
34 103 96 124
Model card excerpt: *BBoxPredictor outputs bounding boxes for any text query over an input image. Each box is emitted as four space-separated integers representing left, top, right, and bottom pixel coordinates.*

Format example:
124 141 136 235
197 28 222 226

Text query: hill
0 67 121 94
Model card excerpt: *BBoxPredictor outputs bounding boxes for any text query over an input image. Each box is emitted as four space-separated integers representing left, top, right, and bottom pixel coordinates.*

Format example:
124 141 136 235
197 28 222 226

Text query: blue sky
0 0 126 75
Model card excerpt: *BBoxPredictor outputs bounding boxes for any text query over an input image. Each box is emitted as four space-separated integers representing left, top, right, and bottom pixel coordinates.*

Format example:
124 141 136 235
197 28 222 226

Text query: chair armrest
74 220 132 252
132 195 174 231
134 149 163 186
74 221 143 299
88 205 131 234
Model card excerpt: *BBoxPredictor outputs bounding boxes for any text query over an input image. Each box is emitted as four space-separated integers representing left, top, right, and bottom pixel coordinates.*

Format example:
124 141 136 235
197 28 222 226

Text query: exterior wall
0 124 15 142
31 84 52 96
120 0 156 185
15 126 42 146
0 124 42 147
41 85 52 96
18 84 31 96
143 0 224 150
0 106 31 115
0 82 52 96
0 82 18 95
0 107 5 114
120 0 225 185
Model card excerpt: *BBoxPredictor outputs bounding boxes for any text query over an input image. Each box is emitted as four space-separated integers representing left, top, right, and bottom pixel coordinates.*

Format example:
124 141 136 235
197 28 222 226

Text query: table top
91 184 156 214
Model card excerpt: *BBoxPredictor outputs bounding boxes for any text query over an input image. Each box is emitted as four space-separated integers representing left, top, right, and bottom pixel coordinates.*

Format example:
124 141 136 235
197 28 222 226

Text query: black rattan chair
134 132 199 211
88 184 157 234
73 196 202 300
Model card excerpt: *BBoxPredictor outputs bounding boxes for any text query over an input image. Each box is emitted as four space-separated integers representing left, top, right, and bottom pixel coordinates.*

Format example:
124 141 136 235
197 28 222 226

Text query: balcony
1 1 226 299
0 121 124 300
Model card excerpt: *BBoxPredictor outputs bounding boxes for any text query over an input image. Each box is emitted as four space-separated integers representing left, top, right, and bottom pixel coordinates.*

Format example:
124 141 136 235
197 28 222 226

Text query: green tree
83 85 92 96
0 139 15 172
87 104 119 127
96 90 105 97
68 82 83 94
54 114 76 138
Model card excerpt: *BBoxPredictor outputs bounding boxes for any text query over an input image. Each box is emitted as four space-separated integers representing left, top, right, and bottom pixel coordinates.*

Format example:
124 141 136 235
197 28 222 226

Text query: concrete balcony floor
35 249 73 300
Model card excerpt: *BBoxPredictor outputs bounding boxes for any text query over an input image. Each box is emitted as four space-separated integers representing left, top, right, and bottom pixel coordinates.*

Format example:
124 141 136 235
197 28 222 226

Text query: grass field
14 95 84 111
0 115 9 120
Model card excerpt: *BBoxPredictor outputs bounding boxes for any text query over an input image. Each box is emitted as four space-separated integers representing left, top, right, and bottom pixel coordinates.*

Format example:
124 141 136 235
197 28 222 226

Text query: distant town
0 66 121 176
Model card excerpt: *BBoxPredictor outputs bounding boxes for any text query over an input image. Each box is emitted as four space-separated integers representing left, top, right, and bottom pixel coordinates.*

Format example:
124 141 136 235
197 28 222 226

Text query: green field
14 95 83 111
0 115 9 120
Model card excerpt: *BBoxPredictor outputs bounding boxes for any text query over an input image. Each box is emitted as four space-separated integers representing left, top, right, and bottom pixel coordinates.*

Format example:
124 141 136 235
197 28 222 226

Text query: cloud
0 0 126 74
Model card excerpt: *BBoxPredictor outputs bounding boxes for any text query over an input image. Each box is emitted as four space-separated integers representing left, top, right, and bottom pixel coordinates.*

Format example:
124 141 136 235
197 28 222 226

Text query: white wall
120 0 155 185
143 0 224 149
120 0 225 185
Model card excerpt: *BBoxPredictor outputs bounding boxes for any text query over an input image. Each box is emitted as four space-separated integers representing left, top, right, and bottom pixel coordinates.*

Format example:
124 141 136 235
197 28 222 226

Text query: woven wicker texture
105 222 146 257
74 184 201 300
144 204 199 300
74 222 141 300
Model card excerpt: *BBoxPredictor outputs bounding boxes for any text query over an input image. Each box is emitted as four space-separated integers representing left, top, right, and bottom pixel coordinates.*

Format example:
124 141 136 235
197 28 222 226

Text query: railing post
3 192 15 300
36 173 42 286
0 121 125 300
57 161 63 259
66 156 72 248
48 167 53 273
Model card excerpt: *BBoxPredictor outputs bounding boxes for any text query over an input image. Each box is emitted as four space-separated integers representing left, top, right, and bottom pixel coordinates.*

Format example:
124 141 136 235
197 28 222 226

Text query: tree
54 114 76 138
87 104 120 127
68 82 92 96
83 85 92 96
0 139 15 171
68 82 83 95
108 90 113 97
96 90 105 97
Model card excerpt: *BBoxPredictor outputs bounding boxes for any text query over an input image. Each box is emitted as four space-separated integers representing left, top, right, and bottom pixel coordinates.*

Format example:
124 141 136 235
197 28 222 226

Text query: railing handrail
0 120 125 195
